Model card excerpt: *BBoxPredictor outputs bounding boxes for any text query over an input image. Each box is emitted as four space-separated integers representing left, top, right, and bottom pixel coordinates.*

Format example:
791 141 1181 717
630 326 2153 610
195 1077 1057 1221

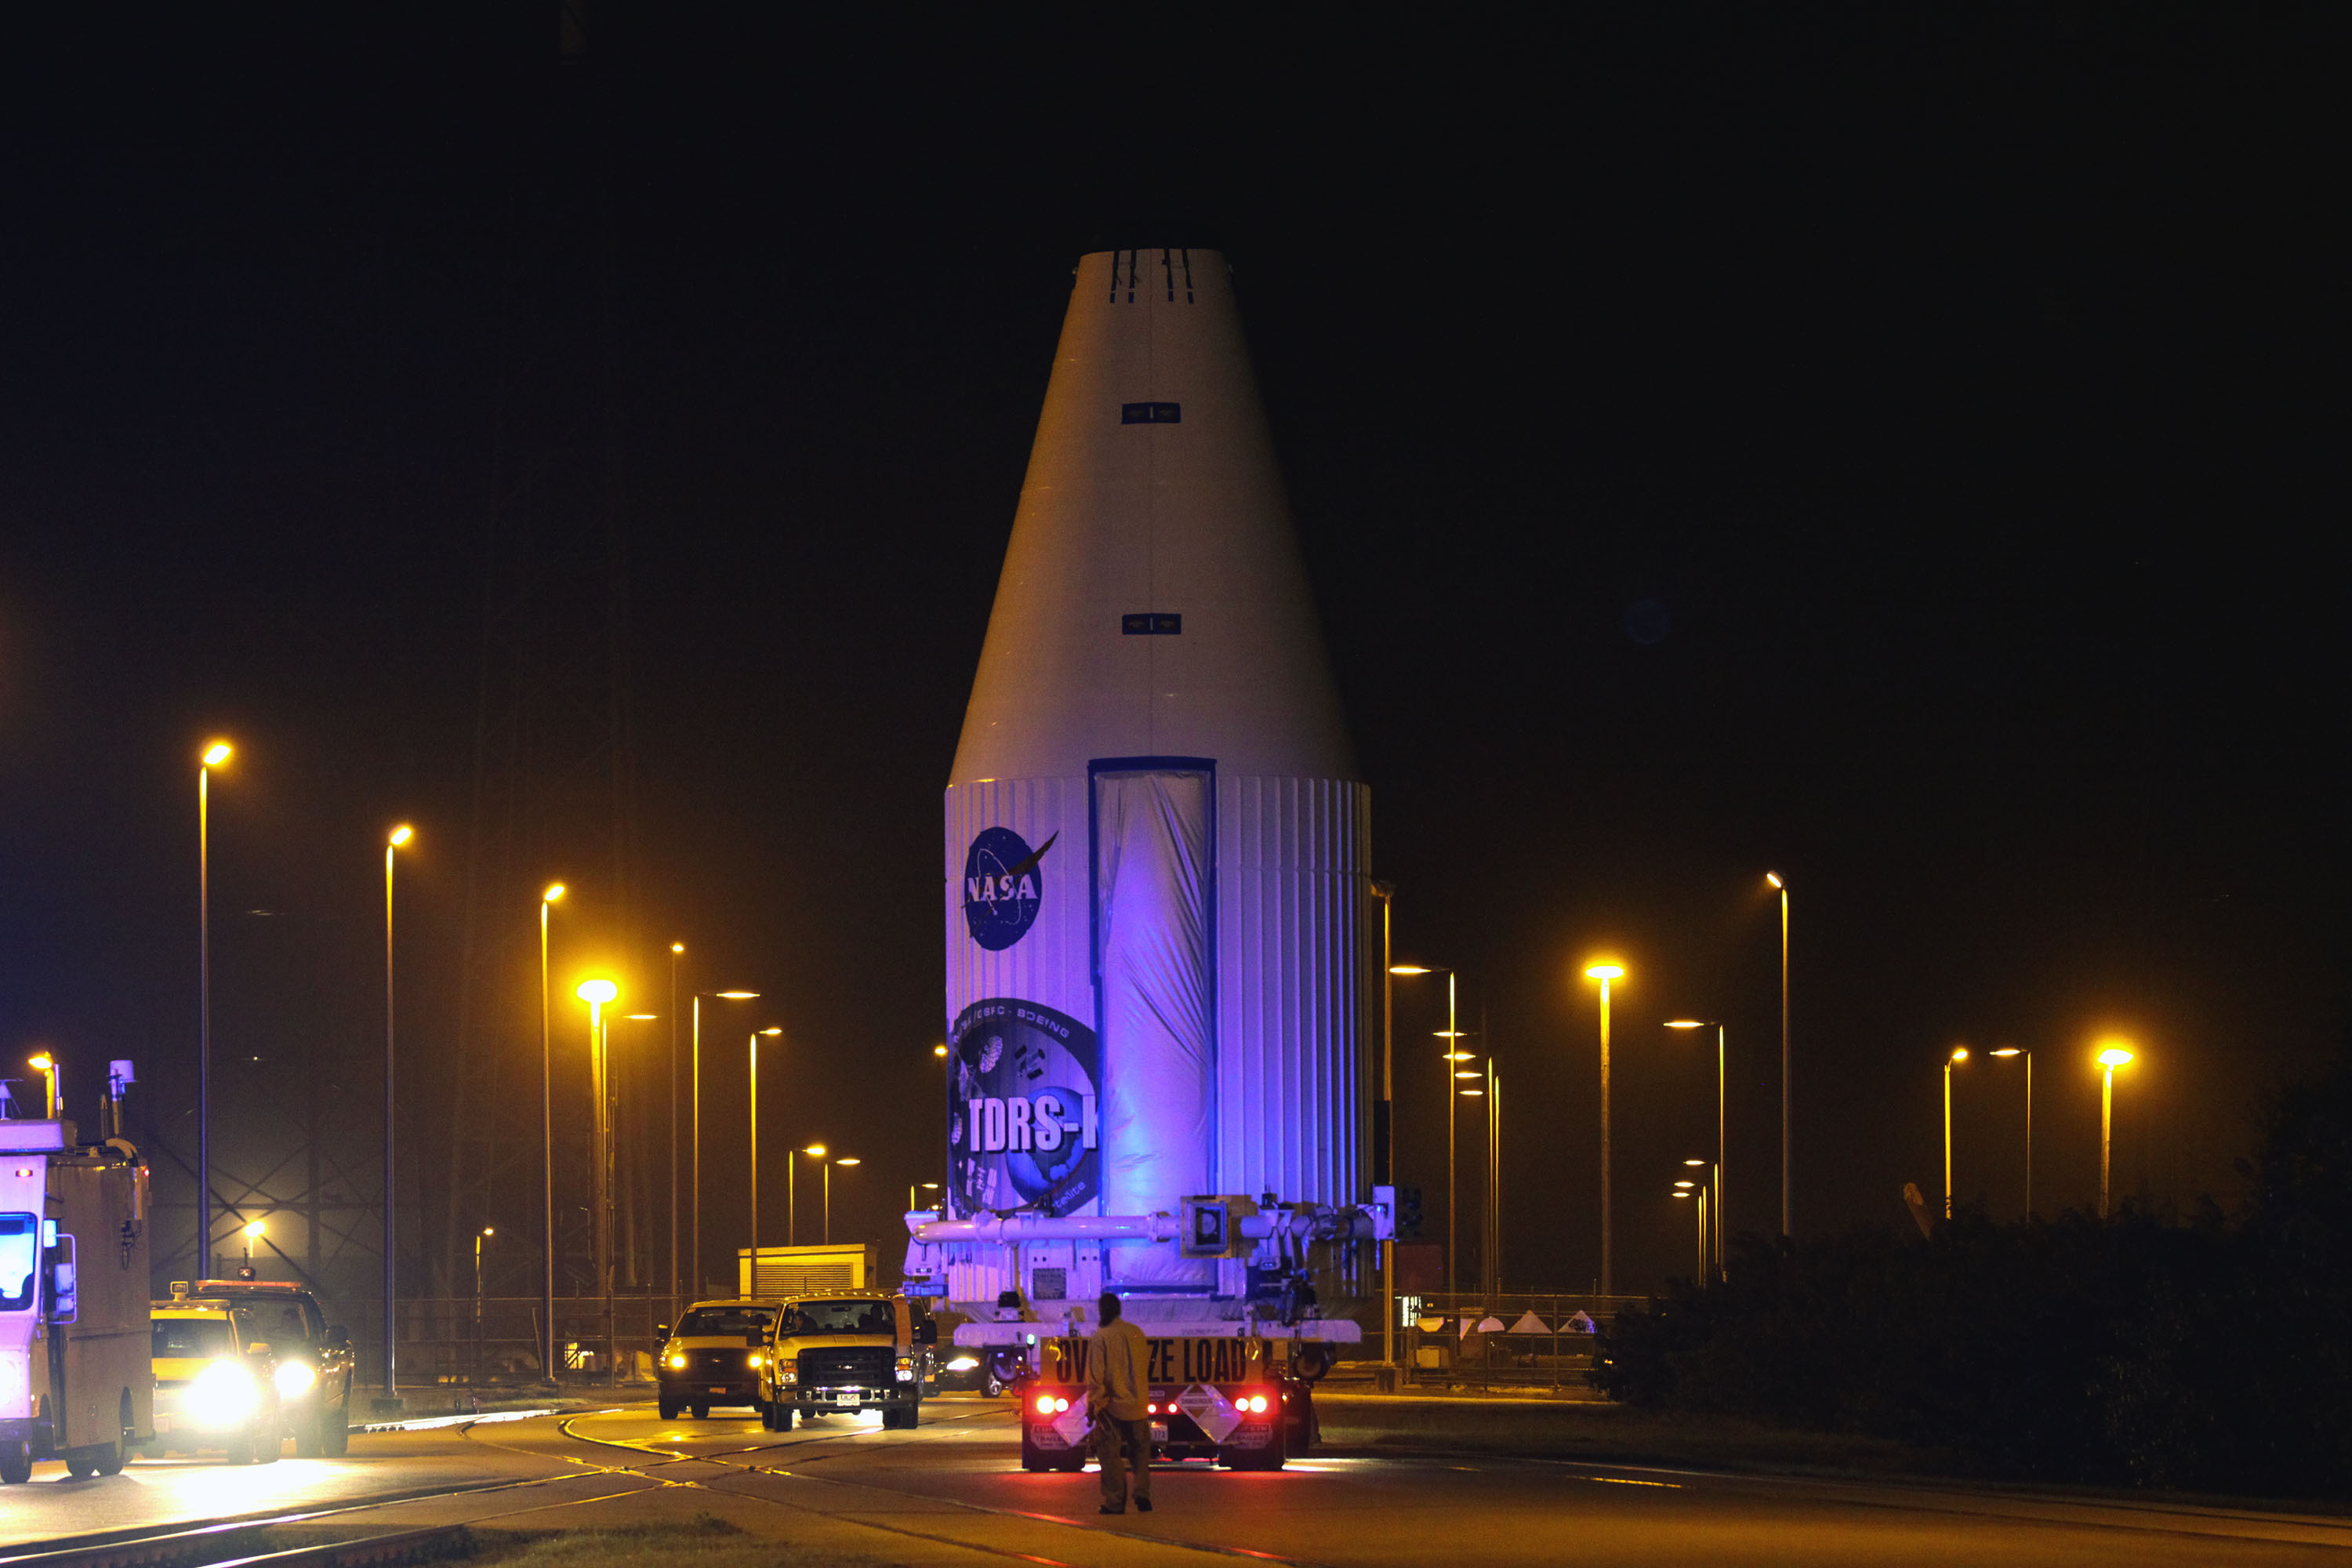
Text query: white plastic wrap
1095 768 1214 1287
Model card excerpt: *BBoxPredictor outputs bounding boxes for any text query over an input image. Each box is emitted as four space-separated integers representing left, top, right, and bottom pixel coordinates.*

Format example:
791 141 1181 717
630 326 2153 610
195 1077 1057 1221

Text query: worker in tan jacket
1087 1292 1153 1513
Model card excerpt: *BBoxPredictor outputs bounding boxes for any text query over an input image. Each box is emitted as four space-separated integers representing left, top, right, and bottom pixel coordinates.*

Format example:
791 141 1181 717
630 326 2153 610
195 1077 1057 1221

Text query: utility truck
755 1290 935 1430
1 1118 152 1483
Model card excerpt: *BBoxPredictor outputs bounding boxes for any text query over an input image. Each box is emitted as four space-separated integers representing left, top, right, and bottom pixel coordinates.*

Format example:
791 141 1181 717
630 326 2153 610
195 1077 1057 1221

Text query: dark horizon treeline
1596 1038 2352 1497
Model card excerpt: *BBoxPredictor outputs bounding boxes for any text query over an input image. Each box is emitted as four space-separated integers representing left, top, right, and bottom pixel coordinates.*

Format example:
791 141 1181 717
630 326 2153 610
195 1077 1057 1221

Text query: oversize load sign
949 998 1099 1218
1044 1335 1271 1387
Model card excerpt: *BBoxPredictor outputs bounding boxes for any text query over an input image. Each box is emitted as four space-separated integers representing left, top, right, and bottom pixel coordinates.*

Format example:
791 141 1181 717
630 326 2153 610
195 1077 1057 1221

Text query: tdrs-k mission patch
961 826 1055 950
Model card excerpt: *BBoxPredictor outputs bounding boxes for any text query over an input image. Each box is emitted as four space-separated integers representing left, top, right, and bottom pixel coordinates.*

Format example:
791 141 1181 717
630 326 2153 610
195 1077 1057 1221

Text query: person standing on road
1087 1291 1153 1514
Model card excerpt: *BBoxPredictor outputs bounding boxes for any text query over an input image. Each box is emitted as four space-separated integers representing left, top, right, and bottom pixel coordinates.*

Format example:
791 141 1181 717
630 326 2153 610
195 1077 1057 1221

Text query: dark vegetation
1596 1048 2352 1497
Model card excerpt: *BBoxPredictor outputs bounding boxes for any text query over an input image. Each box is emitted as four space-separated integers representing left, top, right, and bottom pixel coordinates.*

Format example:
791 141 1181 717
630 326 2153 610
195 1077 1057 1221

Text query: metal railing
1386 1292 1643 1392
312 1295 688 1388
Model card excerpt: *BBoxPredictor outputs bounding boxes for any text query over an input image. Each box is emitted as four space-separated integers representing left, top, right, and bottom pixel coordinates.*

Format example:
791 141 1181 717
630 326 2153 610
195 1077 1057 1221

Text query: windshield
154 1318 234 1358
241 1301 314 1347
675 1307 774 1337
0 1214 34 1312
784 1299 895 1337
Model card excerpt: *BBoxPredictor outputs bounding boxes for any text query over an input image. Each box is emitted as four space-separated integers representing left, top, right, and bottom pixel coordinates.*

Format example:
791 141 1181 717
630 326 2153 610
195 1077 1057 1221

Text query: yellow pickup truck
756 1290 934 1431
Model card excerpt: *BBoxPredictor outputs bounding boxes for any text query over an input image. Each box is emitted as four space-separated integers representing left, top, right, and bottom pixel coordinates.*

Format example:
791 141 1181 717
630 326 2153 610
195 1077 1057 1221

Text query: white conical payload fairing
941 245 1374 1304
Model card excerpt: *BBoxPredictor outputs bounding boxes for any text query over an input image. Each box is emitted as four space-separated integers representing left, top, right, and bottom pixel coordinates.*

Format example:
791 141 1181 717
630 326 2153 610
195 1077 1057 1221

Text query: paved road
6 1397 2352 1565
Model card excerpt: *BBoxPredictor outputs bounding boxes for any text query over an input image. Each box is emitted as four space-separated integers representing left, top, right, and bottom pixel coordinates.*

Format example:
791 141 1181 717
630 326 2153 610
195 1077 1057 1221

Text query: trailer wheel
659 1396 680 1419
690 1403 709 1419
2 1443 31 1484
96 1394 132 1474
323 1385 350 1455
1221 1422 1286 1472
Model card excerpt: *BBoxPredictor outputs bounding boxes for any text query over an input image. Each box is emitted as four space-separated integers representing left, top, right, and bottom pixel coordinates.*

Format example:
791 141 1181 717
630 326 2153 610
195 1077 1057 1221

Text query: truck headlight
779 1367 796 1385
666 1353 687 1370
895 1356 915 1382
747 1352 764 1369
192 1359 260 1424
275 1360 317 1397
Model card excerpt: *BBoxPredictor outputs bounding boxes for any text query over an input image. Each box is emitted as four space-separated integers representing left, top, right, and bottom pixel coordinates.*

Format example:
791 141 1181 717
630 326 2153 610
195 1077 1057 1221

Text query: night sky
1 7 2343 1303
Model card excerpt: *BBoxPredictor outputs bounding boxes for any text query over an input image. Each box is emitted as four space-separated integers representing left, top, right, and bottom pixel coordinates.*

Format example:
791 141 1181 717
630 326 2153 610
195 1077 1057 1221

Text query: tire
1 1443 29 1485
225 1428 256 1465
324 1388 350 1456
1222 1421 1287 1472
97 1394 132 1474
985 1375 1006 1398
67 1455 97 1479
774 1405 794 1431
658 1396 679 1420
256 1420 281 1464
690 1403 709 1420
295 1406 325 1458
902 1398 920 1429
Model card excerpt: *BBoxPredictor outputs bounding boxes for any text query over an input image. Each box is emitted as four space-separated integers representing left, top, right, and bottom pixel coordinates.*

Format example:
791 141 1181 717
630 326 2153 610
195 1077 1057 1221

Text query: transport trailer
1015 1330 1324 1472
1 1117 153 1483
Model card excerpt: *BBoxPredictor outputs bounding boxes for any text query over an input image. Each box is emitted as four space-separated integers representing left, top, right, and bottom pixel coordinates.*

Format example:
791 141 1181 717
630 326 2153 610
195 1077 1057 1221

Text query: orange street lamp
197 739 234 1270
1584 963 1624 1295
2096 1043 2136 1218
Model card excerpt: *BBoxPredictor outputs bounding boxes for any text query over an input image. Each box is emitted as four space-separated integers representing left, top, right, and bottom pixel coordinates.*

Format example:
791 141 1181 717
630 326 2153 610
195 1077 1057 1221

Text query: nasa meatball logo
962 827 1055 950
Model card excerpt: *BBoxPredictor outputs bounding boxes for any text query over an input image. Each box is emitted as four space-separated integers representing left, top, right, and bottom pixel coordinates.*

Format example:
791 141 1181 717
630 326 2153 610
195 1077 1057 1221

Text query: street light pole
2097 1043 2135 1218
1991 1047 2033 1218
749 1028 780 1292
688 989 760 1300
575 978 619 1377
383 824 412 1406
1943 1047 1968 1220
1584 964 1624 1296
1389 962 1460 1297
1666 1021 1730 1275
1766 872 1790 1236
1374 884 1395 1372
473 1226 494 1383
668 944 682 1324
197 740 231 1275
538 884 564 1384
826 1158 858 1245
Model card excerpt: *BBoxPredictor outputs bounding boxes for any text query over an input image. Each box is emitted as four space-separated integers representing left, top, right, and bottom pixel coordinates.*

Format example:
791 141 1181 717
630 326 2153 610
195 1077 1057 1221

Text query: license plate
707 1386 729 1394
835 1392 858 1406
1152 1423 1169 1445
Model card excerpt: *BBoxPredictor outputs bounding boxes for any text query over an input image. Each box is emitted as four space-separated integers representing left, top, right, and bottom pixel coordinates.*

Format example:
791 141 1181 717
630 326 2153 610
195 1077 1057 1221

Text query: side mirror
325 1325 350 1349
655 1323 670 1340
745 1332 764 1347
245 1341 273 1357
914 1321 936 1346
